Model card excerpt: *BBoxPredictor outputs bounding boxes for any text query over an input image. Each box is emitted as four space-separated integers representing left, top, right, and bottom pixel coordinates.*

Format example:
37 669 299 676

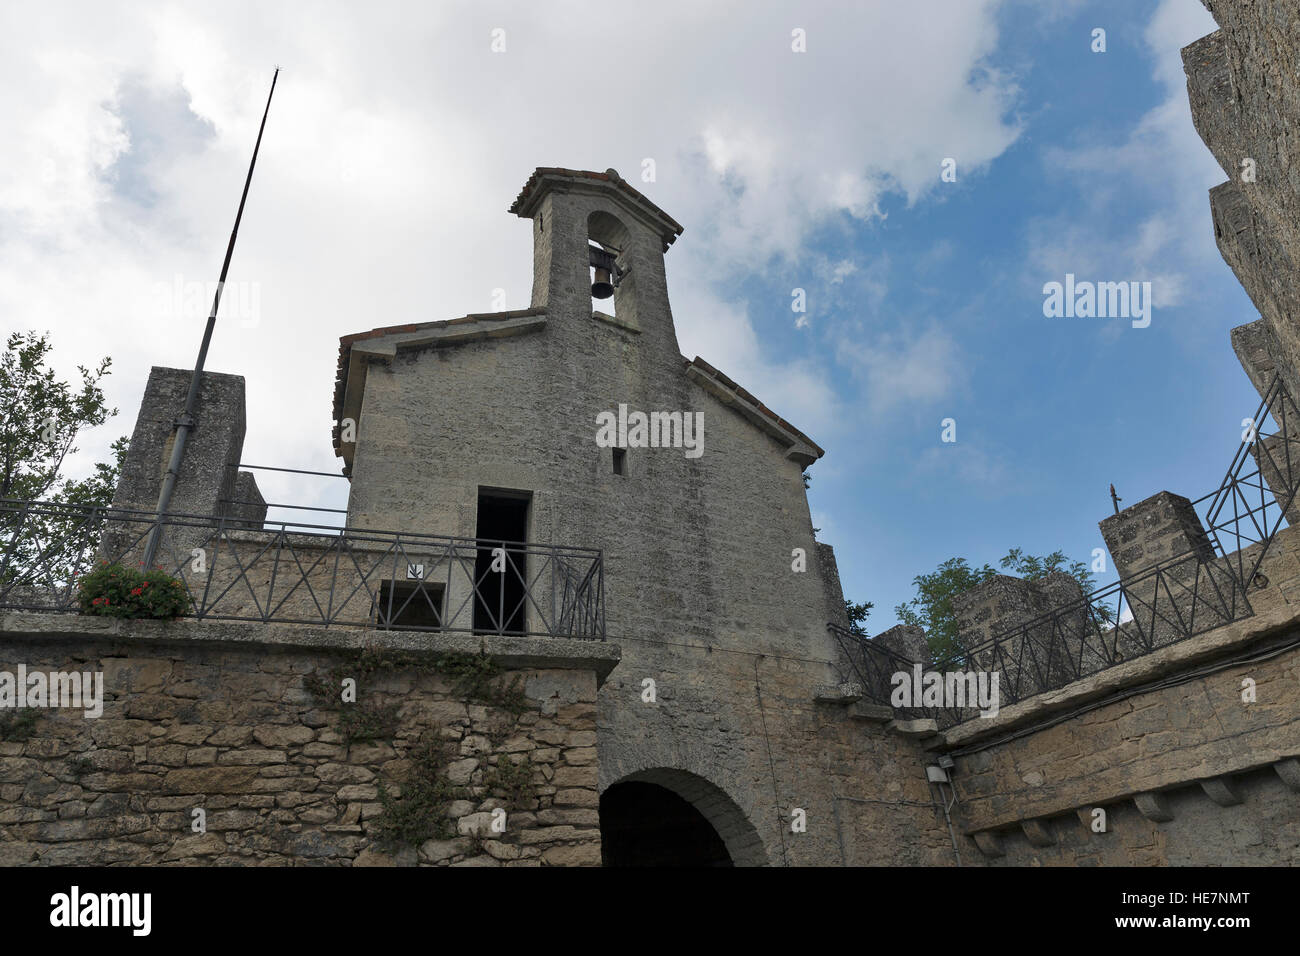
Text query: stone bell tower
509 167 685 373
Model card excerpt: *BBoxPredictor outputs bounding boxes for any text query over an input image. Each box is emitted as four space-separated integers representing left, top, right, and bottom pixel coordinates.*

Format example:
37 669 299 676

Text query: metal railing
830 547 1254 729
827 622 941 719
832 373 1300 727
0 501 605 641
1197 373 1300 578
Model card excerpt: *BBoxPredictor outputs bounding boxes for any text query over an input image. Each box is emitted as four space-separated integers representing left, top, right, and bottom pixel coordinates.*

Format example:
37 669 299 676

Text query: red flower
131 587 143 596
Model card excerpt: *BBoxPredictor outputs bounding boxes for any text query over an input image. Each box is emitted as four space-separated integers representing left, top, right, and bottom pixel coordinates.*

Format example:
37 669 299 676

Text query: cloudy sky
0 0 1255 630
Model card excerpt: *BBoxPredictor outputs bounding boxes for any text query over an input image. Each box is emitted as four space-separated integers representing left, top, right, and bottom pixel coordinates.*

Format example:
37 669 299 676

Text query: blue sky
0 0 1256 633
791 0 1258 628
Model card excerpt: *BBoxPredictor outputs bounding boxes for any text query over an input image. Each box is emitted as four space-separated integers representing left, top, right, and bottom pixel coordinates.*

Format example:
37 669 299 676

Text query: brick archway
601 767 770 867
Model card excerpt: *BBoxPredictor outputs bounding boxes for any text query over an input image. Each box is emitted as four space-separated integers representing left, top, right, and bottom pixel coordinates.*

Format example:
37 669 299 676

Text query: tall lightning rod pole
143 68 280 570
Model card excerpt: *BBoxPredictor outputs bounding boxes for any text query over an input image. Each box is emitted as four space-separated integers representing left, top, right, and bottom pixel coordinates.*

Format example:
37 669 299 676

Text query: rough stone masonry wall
1184 1 1300 399
0 616 608 866
942 610 1300 866
595 637 958 866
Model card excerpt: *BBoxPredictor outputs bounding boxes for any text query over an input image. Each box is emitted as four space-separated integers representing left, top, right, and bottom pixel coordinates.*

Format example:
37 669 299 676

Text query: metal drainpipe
930 773 963 867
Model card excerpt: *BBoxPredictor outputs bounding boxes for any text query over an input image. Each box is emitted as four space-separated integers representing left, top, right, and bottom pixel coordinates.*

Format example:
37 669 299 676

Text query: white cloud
815 258 859 286
674 280 841 441
0 0 1025 504
837 326 968 415
1025 0 1222 311
915 442 1010 491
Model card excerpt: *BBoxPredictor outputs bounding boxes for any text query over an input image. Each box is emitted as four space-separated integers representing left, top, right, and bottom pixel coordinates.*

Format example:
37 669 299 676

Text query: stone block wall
595 637 958 867
0 615 615 866
1184 1 1300 401
106 366 265 569
227 472 268 530
1098 491 1216 580
961 762 1300 866
952 572 1095 700
942 610 1300 865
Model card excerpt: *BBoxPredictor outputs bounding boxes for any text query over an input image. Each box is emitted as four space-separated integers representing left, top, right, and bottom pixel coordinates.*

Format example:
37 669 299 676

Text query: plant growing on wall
374 738 464 847
483 755 537 811
76 562 192 619
0 709 39 742
844 599 873 637
305 646 539 851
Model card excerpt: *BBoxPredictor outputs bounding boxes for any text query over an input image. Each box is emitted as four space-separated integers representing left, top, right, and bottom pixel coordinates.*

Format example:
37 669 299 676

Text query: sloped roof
509 167 685 252
331 309 548 461
331 330 825 468
685 356 825 462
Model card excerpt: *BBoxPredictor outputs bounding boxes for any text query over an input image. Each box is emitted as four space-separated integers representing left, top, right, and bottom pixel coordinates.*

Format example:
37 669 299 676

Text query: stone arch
587 208 632 251
601 767 770 867
586 209 639 327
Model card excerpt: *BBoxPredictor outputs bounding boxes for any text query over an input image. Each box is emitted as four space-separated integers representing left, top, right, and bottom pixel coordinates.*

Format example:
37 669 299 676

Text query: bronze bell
589 244 618 299
591 267 615 299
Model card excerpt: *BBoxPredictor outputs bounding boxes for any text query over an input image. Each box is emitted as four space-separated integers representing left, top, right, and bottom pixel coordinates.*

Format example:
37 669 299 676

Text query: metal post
143 68 279 569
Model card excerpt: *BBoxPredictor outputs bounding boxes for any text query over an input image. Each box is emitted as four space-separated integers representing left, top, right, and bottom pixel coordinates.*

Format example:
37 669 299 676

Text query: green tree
0 331 125 588
844 598 873 637
894 549 1098 664
1 331 117 501
894 557 996 664
999 547 1095 588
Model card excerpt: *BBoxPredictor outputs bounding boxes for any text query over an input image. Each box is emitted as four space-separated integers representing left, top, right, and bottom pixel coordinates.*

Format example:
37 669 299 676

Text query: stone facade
1185 0 1300 402
329 167 881 866
6 1 1300 862
0 615 613 866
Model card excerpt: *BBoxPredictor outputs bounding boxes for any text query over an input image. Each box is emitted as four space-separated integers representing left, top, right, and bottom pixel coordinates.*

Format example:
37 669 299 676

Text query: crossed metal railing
826 622 946 721
0 501 605 640
1197 372 1300 580
832 373 1300 728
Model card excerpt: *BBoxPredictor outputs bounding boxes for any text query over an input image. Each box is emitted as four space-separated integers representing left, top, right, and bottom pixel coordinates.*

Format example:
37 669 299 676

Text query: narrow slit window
613 447 627 476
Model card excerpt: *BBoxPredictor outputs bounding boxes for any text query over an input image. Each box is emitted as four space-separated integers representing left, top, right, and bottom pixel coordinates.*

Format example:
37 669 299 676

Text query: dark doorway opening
600 781 734 866
474 490 530 634
375 580 445 630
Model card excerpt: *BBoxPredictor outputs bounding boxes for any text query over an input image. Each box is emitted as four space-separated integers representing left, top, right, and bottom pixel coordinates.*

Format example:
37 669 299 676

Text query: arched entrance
599 768 769 867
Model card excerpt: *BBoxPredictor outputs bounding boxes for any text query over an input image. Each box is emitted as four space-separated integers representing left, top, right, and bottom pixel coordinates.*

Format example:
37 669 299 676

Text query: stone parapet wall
0 615 617 866
941 604 1300 865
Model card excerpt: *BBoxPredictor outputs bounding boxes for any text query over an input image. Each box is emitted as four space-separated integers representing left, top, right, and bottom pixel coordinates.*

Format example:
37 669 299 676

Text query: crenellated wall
1184 0 1300 400
109 366 266 564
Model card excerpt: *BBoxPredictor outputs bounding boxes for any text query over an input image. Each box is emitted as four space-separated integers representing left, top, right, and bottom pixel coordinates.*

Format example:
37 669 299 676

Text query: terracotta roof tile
685 356 824 459
509 167 684 248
